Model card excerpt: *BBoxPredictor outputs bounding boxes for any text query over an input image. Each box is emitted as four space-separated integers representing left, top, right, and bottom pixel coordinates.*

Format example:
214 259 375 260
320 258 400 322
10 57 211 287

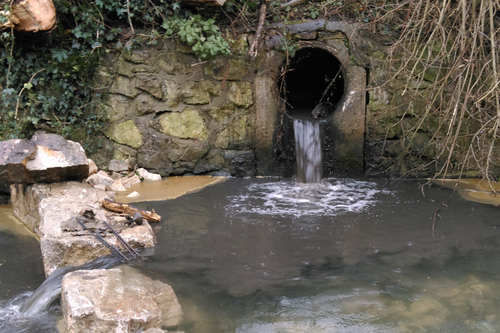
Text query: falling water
19 255 122 316
294 118 322 183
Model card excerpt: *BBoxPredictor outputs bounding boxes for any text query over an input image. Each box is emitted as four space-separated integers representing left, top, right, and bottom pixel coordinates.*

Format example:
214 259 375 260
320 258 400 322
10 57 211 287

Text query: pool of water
3 178 500 332
0 205 59 333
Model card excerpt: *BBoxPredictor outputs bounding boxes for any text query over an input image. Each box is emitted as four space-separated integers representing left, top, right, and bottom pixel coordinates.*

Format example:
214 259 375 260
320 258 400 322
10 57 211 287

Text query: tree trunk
1 0 56 32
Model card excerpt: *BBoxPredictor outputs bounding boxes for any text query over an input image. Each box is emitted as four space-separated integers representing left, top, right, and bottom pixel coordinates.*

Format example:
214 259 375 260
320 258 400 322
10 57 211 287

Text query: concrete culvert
280 47 345 118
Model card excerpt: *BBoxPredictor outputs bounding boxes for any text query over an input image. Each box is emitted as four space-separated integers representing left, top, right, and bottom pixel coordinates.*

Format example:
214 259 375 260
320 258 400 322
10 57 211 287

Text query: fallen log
0 0 56 32
102 198 161 223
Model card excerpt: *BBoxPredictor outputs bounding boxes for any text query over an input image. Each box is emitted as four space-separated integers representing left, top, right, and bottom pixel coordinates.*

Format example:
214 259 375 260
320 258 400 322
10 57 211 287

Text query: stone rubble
85 159 163 192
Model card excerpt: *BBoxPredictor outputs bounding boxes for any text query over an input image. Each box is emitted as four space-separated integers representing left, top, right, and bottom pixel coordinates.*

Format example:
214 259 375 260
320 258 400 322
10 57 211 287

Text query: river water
2 178 500 332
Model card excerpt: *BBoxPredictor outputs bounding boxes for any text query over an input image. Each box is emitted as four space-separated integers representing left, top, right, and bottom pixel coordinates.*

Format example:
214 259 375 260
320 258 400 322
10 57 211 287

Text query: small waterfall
294 118 323 183
19 255 122 316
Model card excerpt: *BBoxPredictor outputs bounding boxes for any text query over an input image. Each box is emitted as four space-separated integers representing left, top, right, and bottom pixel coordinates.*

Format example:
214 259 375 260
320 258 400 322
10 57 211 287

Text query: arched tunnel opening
280 48 345 117
276 47 349 179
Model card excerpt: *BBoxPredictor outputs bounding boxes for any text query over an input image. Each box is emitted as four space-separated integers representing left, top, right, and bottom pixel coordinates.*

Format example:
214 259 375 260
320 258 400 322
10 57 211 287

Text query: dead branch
102 198 161 222
248 0 268 58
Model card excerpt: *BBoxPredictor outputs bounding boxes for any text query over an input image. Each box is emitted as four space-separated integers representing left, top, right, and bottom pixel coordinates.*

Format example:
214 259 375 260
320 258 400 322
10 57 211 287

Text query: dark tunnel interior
280 48 345 116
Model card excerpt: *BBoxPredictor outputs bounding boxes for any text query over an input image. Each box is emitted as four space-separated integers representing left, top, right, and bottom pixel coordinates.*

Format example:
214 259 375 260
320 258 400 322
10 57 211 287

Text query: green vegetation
0 0 230 152
0 0 499 180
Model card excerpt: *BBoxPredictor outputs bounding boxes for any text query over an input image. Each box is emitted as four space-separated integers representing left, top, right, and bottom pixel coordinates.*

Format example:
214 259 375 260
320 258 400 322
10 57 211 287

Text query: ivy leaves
0 0 231 151
162 14 230 59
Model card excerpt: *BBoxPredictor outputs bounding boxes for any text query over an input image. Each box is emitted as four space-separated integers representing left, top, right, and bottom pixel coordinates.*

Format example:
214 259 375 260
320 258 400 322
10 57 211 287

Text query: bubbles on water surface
0 292 60 333
226 179 394 218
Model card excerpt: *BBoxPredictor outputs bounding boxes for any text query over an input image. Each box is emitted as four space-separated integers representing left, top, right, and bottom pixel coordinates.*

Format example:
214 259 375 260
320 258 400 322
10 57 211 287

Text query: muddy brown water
2 178 500 332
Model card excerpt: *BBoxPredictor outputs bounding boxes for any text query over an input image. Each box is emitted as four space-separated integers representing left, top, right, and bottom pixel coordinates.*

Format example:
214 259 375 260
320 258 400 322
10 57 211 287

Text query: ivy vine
0 0 231 153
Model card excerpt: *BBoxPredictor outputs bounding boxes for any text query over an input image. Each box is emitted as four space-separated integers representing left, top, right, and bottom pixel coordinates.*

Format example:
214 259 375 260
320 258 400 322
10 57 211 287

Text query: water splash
19 255 122 316
294 119 322 183
226 179 393 218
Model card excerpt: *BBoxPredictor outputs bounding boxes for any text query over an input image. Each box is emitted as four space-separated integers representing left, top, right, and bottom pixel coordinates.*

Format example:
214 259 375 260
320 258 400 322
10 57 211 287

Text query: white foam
226 180 394 218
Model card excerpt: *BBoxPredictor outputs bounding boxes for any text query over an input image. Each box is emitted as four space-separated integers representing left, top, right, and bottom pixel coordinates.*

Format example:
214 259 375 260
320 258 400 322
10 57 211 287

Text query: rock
93 184 107 191
181 81 220 105
228 82 253 108
122 174 141 188
86 170 115 188
109 159 130 172
137 168 162 181
88 159 98 176
0 138 36 184
0 134 89 185
109 76 141 98
106 120 144 149
10 181 156 275
62 265 183 333
127 191 140 198
156 108 208 141
213 115 249 149
205 58 250 80
105 94 136 123
111 172 124 180
110 179 127 192
136 73 163 99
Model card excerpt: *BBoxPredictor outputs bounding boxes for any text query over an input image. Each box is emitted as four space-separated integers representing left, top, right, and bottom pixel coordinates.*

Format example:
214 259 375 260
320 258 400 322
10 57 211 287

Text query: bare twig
14 68 45 120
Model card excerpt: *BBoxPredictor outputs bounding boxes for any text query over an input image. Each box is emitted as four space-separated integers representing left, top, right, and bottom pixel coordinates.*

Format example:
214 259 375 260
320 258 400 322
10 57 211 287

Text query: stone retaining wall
90 20 475 178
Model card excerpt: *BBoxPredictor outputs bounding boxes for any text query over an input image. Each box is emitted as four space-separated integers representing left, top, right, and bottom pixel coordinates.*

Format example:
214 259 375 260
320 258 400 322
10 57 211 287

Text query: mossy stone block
107 120 143 149
158 108 208 141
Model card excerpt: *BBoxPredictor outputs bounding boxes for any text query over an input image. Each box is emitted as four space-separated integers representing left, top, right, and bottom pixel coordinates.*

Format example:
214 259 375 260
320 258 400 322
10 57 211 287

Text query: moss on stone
157 108 208 141
106 120 143 149
228 82 253 108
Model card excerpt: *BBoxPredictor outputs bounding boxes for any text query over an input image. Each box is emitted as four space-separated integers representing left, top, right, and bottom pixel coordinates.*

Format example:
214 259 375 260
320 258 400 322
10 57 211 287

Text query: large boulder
0 138 36 184
10 181 156 276
0 134 89 185
62 265 183 333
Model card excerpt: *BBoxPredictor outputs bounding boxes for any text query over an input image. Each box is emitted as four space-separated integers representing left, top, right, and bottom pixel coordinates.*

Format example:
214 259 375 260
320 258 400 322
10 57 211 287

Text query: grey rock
109 159 130 172
0 134 89 185
62 265 183 333
10 181 156 275
137 168 162 181
86 170 115 188
0 138 36 184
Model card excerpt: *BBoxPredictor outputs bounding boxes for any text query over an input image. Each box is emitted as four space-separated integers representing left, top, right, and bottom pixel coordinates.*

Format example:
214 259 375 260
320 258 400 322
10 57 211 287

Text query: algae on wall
92 37 258 177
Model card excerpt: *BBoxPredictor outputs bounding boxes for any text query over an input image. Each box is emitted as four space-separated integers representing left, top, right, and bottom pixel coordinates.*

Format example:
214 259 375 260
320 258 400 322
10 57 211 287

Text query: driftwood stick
102 198 161 222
